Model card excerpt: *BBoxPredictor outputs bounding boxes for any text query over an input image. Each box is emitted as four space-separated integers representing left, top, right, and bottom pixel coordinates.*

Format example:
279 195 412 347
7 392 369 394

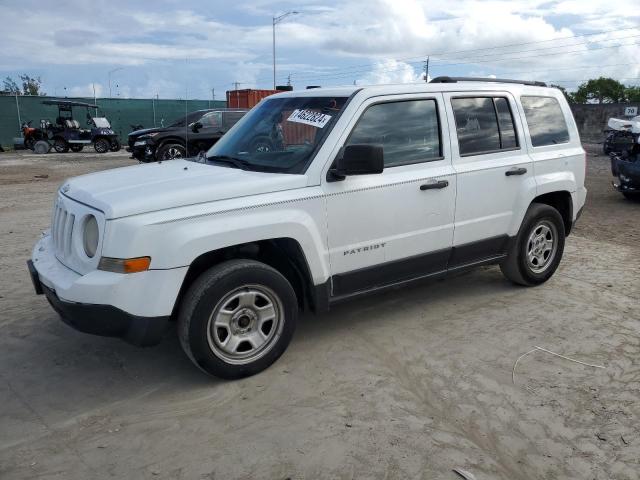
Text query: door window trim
342 97 445 168
450 95 521 157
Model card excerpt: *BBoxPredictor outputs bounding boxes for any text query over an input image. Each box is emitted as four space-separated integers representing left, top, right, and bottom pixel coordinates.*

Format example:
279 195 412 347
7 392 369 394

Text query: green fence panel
0 95 226 148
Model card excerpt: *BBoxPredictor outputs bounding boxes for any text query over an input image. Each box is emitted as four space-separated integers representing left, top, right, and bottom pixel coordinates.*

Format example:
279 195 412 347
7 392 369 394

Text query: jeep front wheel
178 259 297 379
500 203 565 286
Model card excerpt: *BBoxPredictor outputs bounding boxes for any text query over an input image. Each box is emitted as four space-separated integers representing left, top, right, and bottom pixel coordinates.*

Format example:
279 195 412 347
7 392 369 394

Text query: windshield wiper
206 155 251 170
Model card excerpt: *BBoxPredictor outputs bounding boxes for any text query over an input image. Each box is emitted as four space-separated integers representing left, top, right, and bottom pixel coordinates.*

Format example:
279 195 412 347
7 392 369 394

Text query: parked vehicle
603 115 640 155
21 120 48 150
25 100 120 154
611 151 640 200
127 109 247 162
28 77 586 379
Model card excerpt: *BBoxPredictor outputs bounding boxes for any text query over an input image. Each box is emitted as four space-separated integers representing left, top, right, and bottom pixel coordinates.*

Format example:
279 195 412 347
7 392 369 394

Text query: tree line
552 77 639 104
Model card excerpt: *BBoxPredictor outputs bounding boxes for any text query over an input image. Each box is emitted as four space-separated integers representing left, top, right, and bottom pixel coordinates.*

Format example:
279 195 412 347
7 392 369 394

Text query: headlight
83 215 99 258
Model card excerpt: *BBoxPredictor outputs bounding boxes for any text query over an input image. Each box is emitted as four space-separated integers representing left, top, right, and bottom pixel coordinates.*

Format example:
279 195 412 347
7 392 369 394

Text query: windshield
170 111 208 127
205 96 348 174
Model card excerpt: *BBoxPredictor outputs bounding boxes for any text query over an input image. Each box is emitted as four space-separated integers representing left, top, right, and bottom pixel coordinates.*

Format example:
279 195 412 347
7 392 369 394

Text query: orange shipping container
226 89 283 109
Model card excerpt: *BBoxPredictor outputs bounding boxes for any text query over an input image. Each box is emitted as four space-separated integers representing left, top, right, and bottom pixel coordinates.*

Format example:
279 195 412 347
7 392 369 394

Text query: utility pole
108 67 124 98
92 83 98 116
423 57 430 83
272 11 299 89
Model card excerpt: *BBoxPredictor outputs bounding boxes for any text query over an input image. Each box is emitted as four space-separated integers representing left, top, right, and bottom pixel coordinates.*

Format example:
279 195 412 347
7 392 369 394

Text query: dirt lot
0 146 638 480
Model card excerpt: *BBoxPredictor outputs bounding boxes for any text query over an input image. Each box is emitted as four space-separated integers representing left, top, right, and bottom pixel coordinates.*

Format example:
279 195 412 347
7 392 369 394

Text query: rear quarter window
520 96 570 147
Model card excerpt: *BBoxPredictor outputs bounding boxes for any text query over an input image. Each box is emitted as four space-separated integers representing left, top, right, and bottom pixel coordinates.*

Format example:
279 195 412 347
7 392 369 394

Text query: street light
272 11 298 89
108 67 124 98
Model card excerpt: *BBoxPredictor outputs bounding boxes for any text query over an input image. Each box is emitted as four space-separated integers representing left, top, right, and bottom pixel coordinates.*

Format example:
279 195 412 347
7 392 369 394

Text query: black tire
53 138 69 153
178 259 298 379
24 137 35 150
70 144 84 152
33 140 51 154
622 192 640 201
110 139 121 152
157 143 186 161
94 138 110 153
500 203 566 286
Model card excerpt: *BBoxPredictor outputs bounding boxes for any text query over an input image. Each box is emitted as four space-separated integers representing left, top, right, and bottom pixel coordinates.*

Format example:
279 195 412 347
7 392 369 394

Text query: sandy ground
0 146 638 480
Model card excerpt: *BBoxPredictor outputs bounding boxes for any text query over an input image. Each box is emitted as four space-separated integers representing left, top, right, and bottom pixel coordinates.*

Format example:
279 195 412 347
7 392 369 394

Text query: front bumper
130 142 155 162
29 234 187 346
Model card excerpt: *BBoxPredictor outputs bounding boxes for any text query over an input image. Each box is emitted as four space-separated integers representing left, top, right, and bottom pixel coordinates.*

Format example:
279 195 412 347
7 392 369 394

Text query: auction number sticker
287 109 332 128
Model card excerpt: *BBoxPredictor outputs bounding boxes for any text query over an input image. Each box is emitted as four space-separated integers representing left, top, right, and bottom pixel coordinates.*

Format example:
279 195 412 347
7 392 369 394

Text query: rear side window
520 96 570 147
451 97 519 156
346 99 442 167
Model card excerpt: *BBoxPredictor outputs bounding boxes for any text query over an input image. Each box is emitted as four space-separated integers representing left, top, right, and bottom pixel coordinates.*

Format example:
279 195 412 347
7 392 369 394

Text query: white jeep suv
28 77 586 379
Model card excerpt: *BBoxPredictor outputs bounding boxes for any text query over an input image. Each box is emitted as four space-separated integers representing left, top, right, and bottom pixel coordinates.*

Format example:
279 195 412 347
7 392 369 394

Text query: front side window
346 99 442 167
521 96 570 147
451 96 519 156
200 111 222 128
206 96 348 174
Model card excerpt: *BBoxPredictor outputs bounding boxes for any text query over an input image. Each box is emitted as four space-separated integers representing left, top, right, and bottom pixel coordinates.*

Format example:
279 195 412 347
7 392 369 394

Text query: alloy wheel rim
165 147 183 159
206 285 283 365
526 220 557 274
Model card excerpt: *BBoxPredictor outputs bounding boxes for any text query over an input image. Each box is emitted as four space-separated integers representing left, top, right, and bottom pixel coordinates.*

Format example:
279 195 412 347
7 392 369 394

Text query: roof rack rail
429 76 547 87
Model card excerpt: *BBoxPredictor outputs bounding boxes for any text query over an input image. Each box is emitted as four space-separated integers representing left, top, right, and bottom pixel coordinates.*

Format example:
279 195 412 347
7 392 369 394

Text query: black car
611 150 640 200
127 109 247 162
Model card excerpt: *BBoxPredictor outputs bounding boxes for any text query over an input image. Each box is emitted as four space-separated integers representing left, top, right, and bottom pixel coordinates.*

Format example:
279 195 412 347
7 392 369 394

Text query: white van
29 77 586 378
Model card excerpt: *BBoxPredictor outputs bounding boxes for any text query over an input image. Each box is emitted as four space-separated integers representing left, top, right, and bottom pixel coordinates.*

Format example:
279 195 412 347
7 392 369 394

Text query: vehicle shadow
2 265 516 442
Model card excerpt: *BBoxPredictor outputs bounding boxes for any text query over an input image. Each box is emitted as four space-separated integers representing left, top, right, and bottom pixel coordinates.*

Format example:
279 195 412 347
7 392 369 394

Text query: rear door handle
420 180 449 190
505 167 527 176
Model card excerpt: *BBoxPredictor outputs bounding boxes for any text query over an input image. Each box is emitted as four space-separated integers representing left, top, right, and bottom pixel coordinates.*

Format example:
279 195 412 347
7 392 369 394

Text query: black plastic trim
332 248 449 297
328 235 512 301
40 283 169 347
448 235 510 269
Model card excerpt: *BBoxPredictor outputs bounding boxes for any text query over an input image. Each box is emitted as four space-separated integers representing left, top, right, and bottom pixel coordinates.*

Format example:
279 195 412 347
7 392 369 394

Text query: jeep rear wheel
53 138 69 153
158 143 186 161
94 138 110 153
500 203 565 286
178 259 297 379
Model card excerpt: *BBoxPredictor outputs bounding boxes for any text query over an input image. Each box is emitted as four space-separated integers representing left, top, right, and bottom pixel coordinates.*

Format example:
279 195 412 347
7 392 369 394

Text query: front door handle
505 167 527 176
420 180 449 190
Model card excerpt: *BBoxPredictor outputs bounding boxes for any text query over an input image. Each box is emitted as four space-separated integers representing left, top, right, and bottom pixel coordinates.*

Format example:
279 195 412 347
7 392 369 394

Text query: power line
283 31 640 82
284 38 640 83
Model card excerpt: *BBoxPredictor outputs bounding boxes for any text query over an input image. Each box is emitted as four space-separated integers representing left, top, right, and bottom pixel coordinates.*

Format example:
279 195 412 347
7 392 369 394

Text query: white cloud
68 83 104 98
357 59 423 85
0 0 637 96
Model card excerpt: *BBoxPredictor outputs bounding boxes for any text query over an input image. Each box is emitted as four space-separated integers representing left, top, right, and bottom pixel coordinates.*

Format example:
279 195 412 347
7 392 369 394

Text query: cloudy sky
0 0 638 99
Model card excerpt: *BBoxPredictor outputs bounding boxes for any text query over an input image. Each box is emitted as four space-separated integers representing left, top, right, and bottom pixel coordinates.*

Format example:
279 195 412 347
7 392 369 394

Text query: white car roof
269 80 559 99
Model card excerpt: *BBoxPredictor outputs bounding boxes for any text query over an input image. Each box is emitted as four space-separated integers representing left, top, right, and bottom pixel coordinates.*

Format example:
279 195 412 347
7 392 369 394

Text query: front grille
52 202 76 259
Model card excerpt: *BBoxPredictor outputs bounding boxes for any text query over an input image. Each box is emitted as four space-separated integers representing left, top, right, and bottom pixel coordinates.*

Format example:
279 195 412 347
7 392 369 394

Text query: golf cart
38 100 120 153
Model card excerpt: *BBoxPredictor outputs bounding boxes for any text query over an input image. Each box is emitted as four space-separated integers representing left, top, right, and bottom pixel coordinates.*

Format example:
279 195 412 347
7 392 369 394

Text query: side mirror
328 144 384 181
192 121 203 132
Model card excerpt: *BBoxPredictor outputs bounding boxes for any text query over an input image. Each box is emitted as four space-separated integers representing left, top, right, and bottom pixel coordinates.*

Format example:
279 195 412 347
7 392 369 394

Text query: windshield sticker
287 109 332 128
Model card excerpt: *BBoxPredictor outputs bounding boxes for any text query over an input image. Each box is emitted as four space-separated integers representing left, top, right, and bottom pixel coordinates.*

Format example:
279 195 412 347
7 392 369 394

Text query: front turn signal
98 256 151 274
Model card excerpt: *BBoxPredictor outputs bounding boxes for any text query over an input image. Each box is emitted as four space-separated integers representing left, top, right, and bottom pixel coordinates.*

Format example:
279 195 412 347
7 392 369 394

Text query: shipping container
225 89 285 109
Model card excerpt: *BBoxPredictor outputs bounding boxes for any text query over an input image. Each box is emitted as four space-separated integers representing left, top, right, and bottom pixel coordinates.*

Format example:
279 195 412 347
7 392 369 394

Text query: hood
62 161 308 219
128 126 168 138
